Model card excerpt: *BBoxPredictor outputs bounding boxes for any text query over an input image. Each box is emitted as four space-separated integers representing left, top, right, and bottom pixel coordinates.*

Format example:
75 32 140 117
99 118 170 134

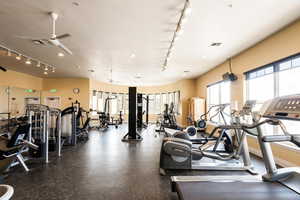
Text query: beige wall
0 70 43 90
42 78 90 110
195 19 300 166
0 69 43 116
90 79 197 125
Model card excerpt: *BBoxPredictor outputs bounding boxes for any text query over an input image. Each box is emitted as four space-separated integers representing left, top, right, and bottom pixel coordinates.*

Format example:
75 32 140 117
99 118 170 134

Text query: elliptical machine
196 103 231 130
159 101 256 175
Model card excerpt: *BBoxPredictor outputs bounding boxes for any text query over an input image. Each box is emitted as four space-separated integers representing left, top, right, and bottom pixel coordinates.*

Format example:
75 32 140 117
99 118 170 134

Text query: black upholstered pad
176 181 300 200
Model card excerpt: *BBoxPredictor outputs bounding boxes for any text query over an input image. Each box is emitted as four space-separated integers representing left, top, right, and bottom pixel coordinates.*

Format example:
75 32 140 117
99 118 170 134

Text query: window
148 94 155 114
90 90 180 116
110 93 118 115
246 54 300 142
168 92 175 105
174 91 180 114
155 94 161 114
207 81 231 124
117 93 124 114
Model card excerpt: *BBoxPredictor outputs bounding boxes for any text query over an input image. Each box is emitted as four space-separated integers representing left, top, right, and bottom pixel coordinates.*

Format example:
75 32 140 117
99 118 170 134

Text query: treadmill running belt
176 181 300 200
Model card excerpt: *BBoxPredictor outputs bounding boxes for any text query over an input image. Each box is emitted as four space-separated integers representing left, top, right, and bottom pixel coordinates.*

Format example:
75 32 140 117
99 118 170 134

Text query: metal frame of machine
26 104 62 163
171 94 300 200
160 101 257 175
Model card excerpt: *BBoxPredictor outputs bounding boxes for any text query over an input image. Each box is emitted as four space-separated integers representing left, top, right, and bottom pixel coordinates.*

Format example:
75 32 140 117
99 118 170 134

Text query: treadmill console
261 94 300 121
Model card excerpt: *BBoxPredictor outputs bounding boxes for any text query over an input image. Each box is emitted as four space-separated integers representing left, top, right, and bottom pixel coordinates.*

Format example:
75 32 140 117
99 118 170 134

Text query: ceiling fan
15 12 72 55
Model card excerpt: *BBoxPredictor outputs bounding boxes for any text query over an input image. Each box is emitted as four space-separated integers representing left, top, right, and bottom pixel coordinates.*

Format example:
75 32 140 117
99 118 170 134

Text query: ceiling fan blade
56 40 73 55
56 33 71 39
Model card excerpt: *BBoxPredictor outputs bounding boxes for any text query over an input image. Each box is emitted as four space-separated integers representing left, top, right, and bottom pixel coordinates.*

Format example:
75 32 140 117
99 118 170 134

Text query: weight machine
26 104 62 163
137 93 149 129
97 96 123 129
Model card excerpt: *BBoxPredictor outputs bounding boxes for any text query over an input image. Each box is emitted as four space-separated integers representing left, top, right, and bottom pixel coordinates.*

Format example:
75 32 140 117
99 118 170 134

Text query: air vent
88 69 95 73
210 42 222 47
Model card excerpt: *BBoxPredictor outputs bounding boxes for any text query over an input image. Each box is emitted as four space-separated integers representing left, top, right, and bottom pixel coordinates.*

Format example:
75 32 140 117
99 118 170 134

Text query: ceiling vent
210 42 222 47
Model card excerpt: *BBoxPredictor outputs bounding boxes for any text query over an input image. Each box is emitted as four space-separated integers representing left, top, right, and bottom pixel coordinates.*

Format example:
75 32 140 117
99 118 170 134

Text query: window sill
247 134 300 153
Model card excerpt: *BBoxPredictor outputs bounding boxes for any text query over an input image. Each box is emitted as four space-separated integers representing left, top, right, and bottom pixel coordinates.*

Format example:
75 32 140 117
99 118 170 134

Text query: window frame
206 80 231 124
245 53 300 149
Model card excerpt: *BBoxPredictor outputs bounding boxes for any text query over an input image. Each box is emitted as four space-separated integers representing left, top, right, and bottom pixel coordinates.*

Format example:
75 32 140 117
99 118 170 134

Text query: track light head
16 54 21 60
25 58 31 65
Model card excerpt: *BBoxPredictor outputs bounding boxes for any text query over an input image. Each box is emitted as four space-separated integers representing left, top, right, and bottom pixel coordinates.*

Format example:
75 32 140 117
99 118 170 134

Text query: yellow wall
0 70 43 90
42 78 90 110
195 19 300 166
90 79 197 125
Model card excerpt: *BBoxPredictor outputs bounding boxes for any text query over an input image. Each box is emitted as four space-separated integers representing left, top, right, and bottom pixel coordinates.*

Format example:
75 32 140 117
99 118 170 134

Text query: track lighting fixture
0 44 57 75
184 1 192 16
16 54 21 60
162 0 191 71
176 26 183 35
44 71 48 75
25 58 31 65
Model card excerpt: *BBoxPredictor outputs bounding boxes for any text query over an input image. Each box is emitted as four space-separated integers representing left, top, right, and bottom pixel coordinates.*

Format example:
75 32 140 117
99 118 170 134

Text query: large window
91 91 181 116
207 81 231 124
246 54 300 141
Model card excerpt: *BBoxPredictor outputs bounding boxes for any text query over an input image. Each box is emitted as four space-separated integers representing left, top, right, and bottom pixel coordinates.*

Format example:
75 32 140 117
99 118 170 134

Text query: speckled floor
5 125 265 200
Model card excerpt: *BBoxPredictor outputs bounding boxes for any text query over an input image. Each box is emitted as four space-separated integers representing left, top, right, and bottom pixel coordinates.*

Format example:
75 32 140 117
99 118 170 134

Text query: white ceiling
0 0 300 86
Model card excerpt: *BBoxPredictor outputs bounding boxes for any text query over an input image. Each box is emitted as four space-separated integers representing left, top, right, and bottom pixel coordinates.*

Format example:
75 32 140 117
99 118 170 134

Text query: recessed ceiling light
16 54 21 60
210 42 222 47
130 53 136 59
58 52 64 57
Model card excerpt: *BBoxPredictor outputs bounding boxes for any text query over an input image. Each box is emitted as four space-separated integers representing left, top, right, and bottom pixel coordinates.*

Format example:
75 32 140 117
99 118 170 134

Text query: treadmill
171 94 300 200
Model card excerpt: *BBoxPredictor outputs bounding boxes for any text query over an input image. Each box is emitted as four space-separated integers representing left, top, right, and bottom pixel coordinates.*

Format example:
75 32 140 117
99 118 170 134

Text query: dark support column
122 87 142 142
